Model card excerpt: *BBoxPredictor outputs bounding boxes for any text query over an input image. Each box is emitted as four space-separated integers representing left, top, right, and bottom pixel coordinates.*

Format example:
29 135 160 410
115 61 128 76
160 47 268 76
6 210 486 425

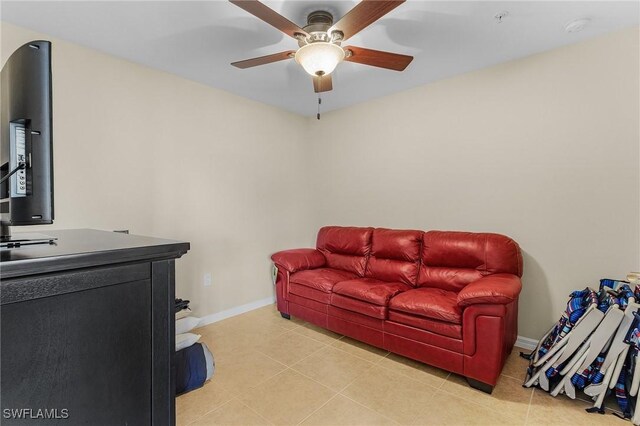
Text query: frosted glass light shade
295 42 345 76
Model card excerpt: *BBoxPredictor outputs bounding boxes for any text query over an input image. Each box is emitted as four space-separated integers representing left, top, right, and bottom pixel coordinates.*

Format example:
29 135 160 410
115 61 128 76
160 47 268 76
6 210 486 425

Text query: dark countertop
0 229 190 279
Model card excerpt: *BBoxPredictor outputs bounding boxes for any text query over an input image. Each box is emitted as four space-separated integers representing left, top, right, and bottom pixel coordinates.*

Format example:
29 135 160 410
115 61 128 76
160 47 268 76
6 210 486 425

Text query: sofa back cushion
418 231 523 292
365 228 422 285
316 226 373 276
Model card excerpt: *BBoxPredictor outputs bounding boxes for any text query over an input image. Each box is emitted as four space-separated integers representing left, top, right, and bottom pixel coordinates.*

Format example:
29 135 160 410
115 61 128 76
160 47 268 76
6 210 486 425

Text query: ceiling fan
229 0 414 93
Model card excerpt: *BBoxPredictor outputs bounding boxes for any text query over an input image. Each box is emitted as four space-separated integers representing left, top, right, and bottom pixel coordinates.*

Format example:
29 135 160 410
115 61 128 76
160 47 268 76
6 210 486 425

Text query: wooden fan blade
229 0 309 39
330 0 405 41
344 46 413 71
231 50 295 69
313 74 333 93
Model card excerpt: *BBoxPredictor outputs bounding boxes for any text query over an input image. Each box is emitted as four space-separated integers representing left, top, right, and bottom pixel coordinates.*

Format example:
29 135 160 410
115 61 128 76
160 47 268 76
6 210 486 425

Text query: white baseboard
515 335 538 351
198 296 276 327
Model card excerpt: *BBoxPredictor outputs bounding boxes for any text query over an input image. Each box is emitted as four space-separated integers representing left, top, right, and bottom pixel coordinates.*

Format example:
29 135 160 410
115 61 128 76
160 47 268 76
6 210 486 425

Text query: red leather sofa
271 226 523 393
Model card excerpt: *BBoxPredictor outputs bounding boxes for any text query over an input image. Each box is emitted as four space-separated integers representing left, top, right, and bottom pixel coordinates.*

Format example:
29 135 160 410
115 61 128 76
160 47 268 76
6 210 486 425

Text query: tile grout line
193 309 361 424
403 371 450 426
337 391 401 425
438 372 451 389
327 340 390 364
212 324 329 424
240 332 340 426
435 386 528 424
286 348 386 397
335 362 378 394
439 382 533 420
524 386 535 425
334 358 403 424
290 323 344 344
185 395 240 426
197 321 297 354
250 365 293 391
288 365 338 392
256 332 332 367
223 361 292 401
435 375 531 424
195 310 286 425
291 349 379 381
294 393 341 426
268 347 396 424
237 398 277 426
373 353 451 389
239 361 338 417
336 362 438 426
350 360 441 392
503 372 529 381
253 350 291 370
272 326 391 371
207 317 333 409
283 316 390 365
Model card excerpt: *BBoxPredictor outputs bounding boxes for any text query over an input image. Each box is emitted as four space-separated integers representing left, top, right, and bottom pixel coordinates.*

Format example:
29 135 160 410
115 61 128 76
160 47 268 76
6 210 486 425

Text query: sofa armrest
271 249 325 273
457 274 522 307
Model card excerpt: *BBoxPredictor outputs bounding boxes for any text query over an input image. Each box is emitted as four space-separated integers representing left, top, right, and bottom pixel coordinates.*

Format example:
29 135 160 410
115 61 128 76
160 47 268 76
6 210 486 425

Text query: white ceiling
1 1 638 116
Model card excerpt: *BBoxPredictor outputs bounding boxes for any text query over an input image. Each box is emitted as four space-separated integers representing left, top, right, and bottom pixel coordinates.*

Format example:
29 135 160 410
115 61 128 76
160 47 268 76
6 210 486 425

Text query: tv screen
0 40 54 240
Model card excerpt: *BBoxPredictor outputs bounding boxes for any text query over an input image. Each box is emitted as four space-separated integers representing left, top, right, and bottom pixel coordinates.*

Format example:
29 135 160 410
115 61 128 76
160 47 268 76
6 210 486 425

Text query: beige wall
3 21 639 339
1 22 316 318
308 27 640 339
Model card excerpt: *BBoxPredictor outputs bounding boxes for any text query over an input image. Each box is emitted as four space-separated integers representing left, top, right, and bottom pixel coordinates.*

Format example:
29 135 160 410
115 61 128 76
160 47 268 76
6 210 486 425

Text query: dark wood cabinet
0 229 189 425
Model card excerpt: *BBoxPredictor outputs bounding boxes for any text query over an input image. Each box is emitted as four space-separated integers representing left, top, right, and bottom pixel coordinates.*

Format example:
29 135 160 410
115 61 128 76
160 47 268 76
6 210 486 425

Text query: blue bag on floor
175 342 215 395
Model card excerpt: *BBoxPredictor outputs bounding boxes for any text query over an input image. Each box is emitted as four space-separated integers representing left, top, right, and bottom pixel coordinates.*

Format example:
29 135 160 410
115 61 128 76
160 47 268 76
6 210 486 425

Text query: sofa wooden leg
280 312 291 320
467 378 494 394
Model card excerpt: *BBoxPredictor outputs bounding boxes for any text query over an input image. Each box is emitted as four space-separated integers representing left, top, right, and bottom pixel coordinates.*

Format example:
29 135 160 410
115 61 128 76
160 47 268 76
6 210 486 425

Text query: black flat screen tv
0 40 54 246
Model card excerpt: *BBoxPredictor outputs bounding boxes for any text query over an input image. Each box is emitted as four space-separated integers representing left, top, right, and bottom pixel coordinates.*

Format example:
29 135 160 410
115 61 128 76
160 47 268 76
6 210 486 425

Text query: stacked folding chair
523 276 640 423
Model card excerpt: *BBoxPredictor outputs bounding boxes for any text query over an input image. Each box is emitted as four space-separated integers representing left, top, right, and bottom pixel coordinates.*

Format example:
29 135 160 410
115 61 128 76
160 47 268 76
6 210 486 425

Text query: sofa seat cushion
289 283 332 304
387 311 462 339
330 294 388 319
333 278 412 306
290 268 357 293
389 287 462 324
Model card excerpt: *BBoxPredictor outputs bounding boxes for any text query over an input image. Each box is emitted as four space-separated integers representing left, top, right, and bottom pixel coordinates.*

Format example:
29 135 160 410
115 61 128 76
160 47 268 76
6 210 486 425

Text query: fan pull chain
316 73 322 120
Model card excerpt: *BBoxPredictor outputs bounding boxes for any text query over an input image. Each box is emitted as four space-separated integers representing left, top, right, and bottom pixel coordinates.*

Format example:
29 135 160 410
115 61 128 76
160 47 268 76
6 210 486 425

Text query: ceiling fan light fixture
295 42 345 76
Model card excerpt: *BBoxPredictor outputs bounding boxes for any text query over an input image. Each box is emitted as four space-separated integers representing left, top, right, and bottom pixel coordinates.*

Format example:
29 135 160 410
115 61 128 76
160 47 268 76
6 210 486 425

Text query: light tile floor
178 304 624 425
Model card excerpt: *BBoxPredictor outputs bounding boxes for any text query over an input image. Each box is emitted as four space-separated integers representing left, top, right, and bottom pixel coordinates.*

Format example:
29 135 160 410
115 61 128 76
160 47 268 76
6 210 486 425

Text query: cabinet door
1 278 152 425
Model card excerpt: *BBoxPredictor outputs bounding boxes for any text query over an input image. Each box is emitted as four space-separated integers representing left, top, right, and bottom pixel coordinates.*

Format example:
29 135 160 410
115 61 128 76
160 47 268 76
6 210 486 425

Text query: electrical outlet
204 272 212 287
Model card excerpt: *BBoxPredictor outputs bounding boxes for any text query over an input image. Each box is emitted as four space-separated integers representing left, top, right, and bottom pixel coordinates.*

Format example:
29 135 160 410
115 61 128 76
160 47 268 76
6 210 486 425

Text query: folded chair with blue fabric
550 290 624 398
524 288 602 390
623 311 640 424
583 283 638 415
524 279 640 424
